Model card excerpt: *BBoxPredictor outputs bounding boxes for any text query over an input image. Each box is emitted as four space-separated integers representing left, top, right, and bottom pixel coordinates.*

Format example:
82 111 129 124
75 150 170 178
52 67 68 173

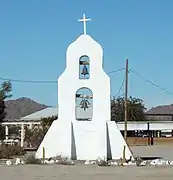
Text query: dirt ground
1 145 173 180
1 164 173 180
130 145 173 160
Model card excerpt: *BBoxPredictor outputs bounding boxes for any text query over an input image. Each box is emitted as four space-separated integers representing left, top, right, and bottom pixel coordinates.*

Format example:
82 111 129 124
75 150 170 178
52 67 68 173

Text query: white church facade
36 14 133 160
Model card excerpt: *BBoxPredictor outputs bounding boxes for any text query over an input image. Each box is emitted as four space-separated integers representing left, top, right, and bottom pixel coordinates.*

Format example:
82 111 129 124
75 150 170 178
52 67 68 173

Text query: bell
81 65 89 76
80 99 89 111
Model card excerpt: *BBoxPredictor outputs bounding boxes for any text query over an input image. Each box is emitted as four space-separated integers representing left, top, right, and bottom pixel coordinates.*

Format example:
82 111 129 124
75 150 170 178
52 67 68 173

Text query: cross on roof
78 13 91 35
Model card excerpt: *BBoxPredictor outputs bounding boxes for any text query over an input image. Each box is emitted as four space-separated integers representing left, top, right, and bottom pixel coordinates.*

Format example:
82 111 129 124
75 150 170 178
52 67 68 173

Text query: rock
109 161 118 166
127 161 136 166
55 159 60 164
21 160 25 165
140 161 147 166
44 160 50 164
15 158 21 165
90 161 96 165
150 159 169 166
169 161 173 165
85 160 90 165
96 157 102 162
136 157 142 166
49 160 55 164
97 157 106 162
69 161 75 165
6 160 12 166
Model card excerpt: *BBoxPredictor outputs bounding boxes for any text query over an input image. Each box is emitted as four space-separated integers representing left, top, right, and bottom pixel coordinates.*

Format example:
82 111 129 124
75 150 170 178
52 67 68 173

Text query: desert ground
1 164 173 180
1 145 173 180
131 145 173 160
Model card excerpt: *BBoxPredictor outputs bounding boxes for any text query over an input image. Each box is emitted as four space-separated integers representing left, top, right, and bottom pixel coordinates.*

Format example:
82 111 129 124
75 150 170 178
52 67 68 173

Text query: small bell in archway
80 99 89 111
81 65 89 76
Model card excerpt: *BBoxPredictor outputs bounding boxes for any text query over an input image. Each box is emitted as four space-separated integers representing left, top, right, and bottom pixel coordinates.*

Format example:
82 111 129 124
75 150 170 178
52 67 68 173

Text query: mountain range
3 97 173 121
4 97 48 121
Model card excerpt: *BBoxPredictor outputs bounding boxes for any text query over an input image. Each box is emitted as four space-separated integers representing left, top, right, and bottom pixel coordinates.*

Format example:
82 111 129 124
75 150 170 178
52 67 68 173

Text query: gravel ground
130 145 173 160
1 164 173 180
1 145 173 180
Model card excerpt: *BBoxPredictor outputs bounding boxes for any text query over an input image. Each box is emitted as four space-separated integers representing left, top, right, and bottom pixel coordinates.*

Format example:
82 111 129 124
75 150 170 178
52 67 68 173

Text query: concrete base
36 120 133 160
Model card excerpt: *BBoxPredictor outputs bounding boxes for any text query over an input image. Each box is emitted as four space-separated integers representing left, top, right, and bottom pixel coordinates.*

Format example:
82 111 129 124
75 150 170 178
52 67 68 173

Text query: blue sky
0 0 173 109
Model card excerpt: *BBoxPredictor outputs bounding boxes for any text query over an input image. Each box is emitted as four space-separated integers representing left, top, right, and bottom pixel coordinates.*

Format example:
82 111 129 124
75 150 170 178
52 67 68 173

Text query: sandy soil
1 145 173 180
131 145 173 160
1 164 173 180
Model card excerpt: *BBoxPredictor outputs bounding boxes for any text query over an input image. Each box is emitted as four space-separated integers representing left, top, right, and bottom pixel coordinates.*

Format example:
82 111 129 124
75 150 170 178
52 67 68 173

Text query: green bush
25 154 41 164
0 144 25 159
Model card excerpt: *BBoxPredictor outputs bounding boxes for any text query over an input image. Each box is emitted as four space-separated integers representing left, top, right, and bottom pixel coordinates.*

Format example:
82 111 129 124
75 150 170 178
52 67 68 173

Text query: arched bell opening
79 55 90 79
75 87 93 121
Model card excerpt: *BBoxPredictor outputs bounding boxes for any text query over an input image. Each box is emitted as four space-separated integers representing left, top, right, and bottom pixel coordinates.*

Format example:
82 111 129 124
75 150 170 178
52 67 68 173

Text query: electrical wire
129 69 173 95
114 76 125 98
0 67 125 84
0 77 57 84
107 68 125 75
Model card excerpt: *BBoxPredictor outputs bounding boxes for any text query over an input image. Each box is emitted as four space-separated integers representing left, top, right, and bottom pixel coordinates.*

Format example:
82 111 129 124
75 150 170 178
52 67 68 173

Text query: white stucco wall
72 121 106 160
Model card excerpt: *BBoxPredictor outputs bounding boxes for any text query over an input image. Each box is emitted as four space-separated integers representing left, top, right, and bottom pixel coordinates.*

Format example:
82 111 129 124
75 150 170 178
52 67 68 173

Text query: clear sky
0 0 173 109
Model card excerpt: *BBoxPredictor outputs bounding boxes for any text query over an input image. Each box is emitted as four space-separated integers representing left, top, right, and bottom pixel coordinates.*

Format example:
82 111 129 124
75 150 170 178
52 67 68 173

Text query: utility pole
124 59 128 142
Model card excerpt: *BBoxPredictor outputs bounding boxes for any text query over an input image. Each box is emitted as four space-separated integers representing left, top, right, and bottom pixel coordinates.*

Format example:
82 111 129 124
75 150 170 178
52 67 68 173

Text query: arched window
79 55 90 79
75 87 93 121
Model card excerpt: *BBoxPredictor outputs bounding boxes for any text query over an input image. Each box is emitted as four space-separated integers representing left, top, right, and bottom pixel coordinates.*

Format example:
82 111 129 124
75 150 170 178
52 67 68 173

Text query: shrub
96 159 109 166
0 144 25 159
25 154 41 164
24 116 57 148
55 155 75 165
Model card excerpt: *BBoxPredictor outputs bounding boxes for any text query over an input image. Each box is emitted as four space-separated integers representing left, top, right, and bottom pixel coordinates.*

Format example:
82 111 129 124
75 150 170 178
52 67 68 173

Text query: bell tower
58 14 111 123
36 14 133 161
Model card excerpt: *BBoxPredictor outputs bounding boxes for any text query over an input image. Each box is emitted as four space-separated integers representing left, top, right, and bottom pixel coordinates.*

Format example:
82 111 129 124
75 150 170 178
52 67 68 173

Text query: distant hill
4 97 48 121
146 104 173 121
3 97 173 121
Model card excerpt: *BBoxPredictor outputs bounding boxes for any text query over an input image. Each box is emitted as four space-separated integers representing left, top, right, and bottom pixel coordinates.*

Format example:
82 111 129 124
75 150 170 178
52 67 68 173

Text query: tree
24 115 57 148
111 96 146 122
0 81 12 122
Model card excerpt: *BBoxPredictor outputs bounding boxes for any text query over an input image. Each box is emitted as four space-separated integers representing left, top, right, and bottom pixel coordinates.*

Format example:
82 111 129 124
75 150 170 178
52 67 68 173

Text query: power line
0 67 125 84
0 77 57 84
129 69 173 95
107 68 125 75
114 76 126 98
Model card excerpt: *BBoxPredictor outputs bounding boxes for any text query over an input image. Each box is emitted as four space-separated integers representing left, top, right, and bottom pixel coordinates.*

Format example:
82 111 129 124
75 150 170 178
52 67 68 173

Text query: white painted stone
21 160 25 165
123 162 128 166
55 159 60 164
36 15 133 161
97 157 105 162
109 161 118 166
15 158 21 165
44 160 50 164
49 160 55 164
85 160 90 165
170 161 173 165
140 161 147 166
6 160 12 166
90 161 96 165
127 161 136 166
150 159 169 166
